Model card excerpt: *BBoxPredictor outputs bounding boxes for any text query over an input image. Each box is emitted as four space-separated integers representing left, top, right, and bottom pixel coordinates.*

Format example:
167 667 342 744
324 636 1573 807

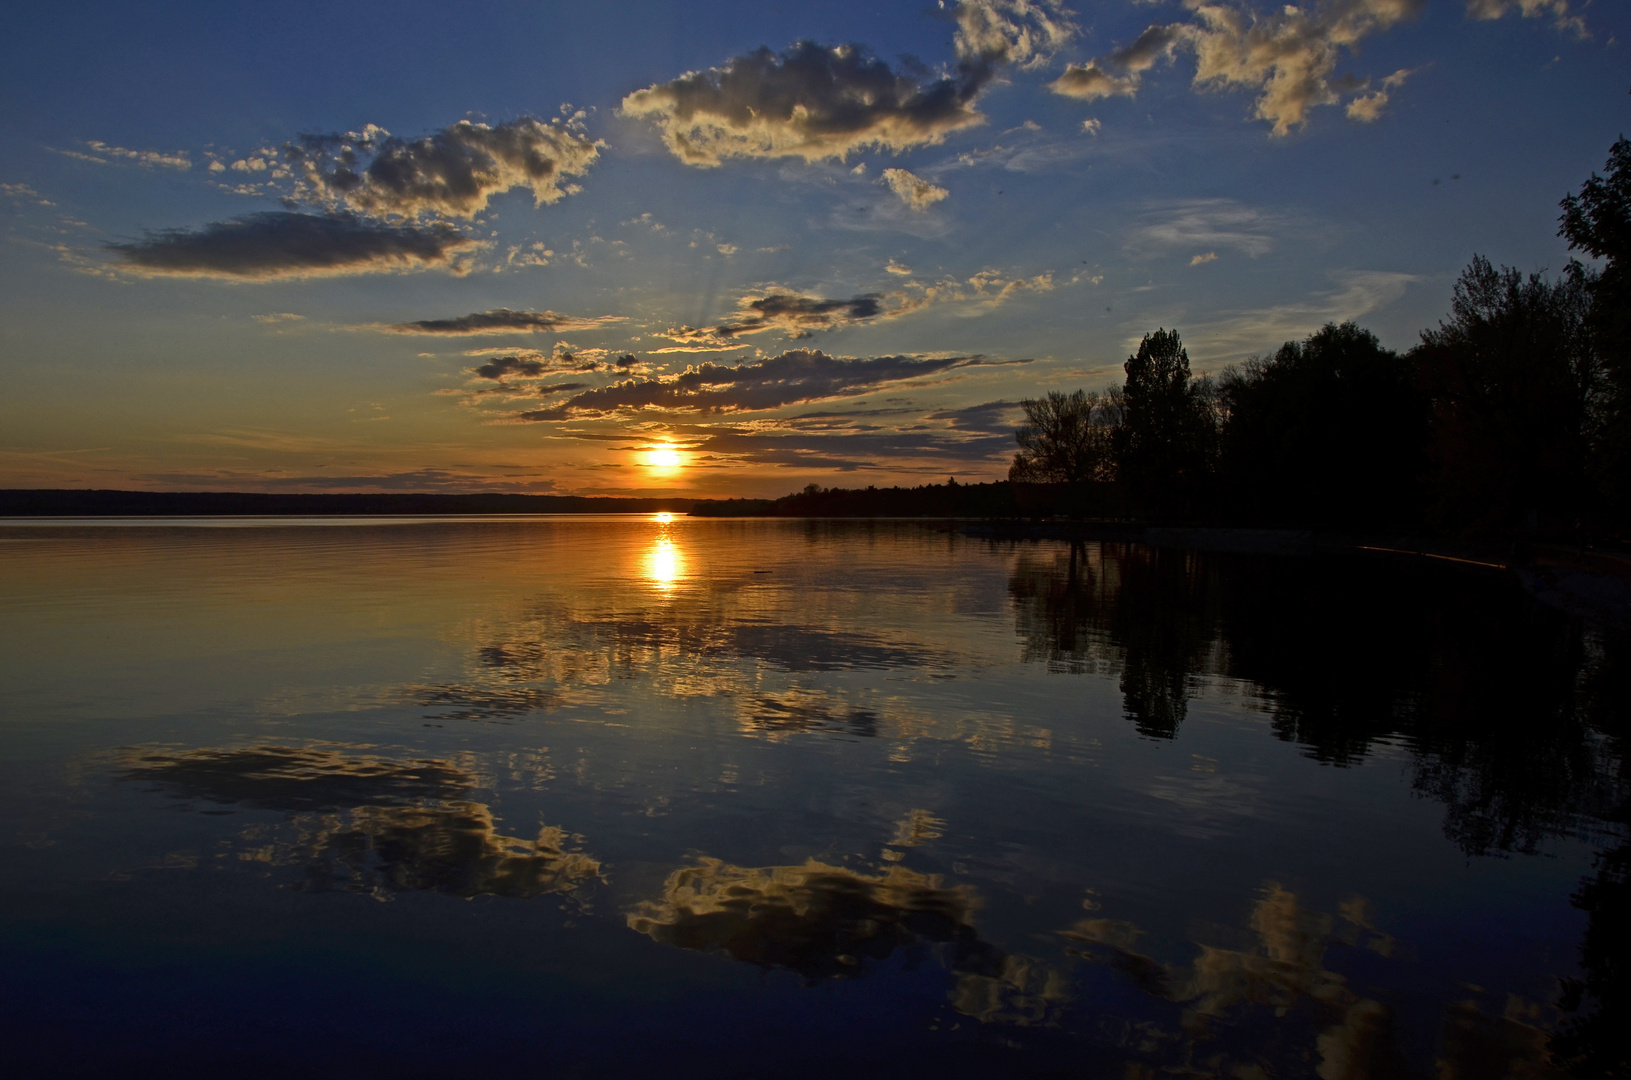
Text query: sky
0 0 1625 498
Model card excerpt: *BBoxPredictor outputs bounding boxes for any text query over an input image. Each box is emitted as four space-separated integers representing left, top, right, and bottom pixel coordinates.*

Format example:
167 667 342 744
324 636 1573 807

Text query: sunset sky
1 0 1624 497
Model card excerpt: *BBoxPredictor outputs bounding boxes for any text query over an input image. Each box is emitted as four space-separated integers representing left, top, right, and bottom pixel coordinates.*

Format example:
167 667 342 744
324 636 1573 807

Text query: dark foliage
1218 322 1427 529
1116 329 1218 520
1412 256 1602 534
689 479 1018 517
1561 134 1631 527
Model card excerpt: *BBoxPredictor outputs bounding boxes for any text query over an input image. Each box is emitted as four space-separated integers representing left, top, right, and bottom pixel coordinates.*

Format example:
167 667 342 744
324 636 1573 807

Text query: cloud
1 182 55 206
470 343 607 380
952 0 1078 70
284 117 599 220
1126 199 1286 258
251 312 305 323
1466 0 1587 37
1344 67 1414 122
1190 251 1219 265
1051 0 1424 136
56 140 192 169
886 259 913 275
620 1 1074 166
106 211 476 280
382 308 625 335
514 350 986 419
1051 24 1186 101
881 168 950 210
666 292 888 343
1080 118 1102 136
1180 270 1416 360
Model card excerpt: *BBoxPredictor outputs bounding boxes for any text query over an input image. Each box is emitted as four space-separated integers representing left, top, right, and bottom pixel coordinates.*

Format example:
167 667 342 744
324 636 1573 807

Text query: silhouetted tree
1009 388 1122 486
1412 256 1602 534
1116 329 1218 520
1561 134 1631 529
1218 321 1427 528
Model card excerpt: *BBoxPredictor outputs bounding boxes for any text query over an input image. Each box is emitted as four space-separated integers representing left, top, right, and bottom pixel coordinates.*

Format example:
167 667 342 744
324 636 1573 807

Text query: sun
646 445 684 471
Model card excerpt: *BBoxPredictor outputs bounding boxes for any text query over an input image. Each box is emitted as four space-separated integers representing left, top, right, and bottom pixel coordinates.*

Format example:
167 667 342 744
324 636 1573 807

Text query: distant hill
0 490 700 516
689 480 1021 518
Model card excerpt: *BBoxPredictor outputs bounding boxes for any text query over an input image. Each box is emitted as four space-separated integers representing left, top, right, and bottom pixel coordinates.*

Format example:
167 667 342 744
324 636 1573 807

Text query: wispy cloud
1180 270 1417 360
106 212 476 280
1466 0 1587 38
379 308 625 335
514 350 995 420
55 140 192 169
1125 199 1291 258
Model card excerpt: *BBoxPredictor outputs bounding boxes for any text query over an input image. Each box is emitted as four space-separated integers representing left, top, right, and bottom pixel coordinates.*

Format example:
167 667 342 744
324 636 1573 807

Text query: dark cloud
622 42 984 166
687 422 1014 471
285 117 599 220
107 211 474 279
474 353 551 380
927 399 1023 436
668 292 886 342
620 2 1071 166
384 308 624 335
515 350 980 420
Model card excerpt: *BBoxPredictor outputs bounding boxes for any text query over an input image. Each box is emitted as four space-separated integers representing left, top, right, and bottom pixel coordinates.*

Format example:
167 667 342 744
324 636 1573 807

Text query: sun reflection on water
644 523 687 590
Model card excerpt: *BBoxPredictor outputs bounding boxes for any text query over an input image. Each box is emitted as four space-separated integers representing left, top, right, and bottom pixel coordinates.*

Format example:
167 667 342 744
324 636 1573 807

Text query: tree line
1013 135 1631 539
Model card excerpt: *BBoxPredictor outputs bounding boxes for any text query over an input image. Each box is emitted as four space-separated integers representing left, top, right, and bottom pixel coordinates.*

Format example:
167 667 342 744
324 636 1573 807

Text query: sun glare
646 445 684 471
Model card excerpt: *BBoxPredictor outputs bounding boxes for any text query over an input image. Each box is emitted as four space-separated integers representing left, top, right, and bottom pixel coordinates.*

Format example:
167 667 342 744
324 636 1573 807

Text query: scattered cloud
106 212 477 280
620 1 1074 166
1080 118 1102 136
881 168 950 210
1190 251 1218 265
251 312 305 323
886 259 913 275
55 140 192 169
283 117 599 220
1467 0 1587 38
1051 0 1424 136
1 182 55 206
1051 24 1186 102
514 350 991 420
380 308 625 335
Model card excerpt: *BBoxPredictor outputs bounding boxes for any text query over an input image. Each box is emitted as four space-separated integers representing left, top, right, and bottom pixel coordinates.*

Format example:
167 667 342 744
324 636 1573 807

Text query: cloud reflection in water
119 745 600 901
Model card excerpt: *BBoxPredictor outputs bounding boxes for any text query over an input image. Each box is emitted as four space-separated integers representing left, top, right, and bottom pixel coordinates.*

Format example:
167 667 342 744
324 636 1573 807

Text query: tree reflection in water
1008 541 1631 1076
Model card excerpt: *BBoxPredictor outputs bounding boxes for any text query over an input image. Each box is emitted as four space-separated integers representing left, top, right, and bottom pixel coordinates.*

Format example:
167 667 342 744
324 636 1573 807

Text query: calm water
0 516 1624 1078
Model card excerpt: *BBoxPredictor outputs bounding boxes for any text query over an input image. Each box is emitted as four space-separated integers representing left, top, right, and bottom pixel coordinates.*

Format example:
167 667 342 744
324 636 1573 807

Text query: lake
0 515 1623 1078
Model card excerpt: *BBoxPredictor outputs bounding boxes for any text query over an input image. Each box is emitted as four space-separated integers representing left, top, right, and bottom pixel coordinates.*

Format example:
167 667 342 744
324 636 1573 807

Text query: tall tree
1218 322 1427 528
1413 256 1602 534
1117 329 1217 519
1561 134 1631 527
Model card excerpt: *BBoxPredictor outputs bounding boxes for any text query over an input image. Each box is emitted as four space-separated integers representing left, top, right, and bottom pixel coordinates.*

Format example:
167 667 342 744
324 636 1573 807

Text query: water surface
0 516 1624 1077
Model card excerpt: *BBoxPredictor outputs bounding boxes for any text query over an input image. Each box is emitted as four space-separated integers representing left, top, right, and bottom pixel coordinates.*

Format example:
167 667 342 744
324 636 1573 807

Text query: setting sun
646 446 684 471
